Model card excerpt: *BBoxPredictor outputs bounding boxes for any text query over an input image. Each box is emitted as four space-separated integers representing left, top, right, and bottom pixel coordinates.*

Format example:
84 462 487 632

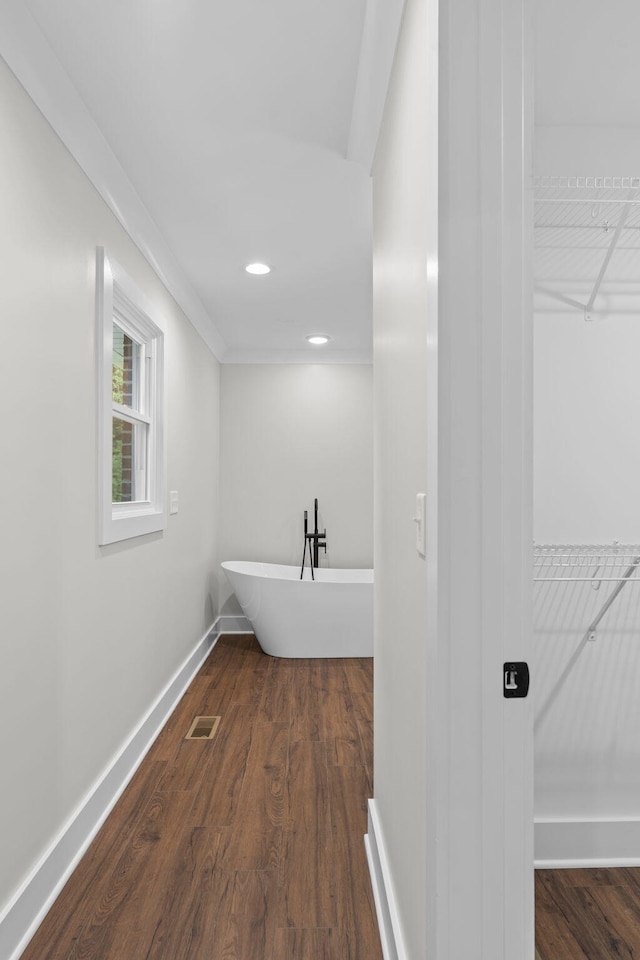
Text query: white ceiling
15 1 635 362
20 0 376 362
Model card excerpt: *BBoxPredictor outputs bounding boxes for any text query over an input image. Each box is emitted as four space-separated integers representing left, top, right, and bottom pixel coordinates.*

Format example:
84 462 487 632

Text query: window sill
100 505 166 545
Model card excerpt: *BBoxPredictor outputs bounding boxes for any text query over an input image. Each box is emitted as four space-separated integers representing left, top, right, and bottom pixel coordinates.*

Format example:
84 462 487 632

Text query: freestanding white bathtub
221 561 373 658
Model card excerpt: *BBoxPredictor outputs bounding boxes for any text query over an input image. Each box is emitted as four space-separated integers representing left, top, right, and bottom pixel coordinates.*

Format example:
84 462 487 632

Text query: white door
370 0 534 956
436 0 535 956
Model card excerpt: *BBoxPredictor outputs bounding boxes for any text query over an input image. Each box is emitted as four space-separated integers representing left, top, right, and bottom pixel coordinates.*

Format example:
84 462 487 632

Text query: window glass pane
112 416 147 503
112 323 140 410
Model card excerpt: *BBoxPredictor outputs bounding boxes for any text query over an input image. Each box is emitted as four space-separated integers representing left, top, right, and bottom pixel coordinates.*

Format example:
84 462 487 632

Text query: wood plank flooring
20 635 381 960
536 867 640 959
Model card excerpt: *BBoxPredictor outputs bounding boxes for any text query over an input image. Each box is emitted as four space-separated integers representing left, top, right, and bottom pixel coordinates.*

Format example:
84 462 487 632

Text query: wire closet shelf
534 545 640 642
534 176 640 321
534 544 640 582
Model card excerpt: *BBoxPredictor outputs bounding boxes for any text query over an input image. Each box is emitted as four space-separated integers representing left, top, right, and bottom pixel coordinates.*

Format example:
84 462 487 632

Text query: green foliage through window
112 325 134 503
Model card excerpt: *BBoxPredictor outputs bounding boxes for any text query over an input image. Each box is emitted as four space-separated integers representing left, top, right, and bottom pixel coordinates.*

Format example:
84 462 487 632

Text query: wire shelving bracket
534 176 640 320
533 543 640 642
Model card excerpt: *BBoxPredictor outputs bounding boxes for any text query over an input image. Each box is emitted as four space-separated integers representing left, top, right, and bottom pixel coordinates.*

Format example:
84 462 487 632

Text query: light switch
413 493 426 558
169 490 179 515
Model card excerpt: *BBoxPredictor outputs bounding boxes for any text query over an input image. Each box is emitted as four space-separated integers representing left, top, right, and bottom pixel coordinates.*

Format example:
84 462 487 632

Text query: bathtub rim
221 559 373 584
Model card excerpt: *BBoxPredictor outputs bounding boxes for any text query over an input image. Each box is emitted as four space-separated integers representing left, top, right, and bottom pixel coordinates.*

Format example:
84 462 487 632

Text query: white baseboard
215 614 254 634
0 619 222 960
535 817 640 868
364 799 408 960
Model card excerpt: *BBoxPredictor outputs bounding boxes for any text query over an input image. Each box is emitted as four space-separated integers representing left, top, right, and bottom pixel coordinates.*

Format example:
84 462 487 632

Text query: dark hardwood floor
27 632 636 959
536 867 640 959
21 635 382 960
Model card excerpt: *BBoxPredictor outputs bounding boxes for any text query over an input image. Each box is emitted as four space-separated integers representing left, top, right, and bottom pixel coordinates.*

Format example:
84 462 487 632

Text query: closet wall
534 125 640 861
534 314 640 544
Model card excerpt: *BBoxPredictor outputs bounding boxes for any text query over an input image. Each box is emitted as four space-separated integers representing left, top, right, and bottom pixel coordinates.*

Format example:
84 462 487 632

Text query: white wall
534 125 640 840
534 315 640 544
533 312 640 838
536 125 640 177
0 56 220 917
218 363 373 612
534 577 640 822
371 0 430 952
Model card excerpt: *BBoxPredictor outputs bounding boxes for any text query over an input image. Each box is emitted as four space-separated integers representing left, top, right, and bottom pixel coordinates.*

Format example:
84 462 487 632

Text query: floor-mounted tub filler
221 561 373 658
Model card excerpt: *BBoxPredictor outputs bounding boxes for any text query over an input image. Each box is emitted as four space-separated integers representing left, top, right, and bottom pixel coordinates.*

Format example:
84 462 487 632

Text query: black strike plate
503 662 529 699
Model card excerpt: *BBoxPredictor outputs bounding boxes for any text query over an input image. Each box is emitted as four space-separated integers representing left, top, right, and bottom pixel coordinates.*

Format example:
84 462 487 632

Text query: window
96 248 165 544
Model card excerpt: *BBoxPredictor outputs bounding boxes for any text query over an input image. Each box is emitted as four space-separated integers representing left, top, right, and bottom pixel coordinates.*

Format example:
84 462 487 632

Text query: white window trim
96 247 166 545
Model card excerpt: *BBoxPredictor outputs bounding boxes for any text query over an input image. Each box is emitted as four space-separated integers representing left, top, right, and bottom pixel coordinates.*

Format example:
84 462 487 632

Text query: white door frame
435 0 534 956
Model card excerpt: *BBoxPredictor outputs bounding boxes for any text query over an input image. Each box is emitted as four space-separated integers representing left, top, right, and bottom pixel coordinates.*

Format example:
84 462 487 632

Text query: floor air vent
185 716 221 740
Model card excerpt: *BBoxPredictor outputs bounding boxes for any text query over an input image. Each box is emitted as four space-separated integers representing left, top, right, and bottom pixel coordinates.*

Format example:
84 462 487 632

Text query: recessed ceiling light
245 262 271 275
306 335 331 345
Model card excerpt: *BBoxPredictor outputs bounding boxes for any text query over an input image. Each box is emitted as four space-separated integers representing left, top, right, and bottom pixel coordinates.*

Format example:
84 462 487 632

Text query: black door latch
503 662 529 698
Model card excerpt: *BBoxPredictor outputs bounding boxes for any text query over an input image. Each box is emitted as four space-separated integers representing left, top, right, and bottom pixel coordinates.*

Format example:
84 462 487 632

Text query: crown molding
221 347 372 364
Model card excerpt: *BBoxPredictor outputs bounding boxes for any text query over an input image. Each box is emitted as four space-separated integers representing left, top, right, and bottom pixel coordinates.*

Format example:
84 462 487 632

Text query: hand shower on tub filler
300 498 327 580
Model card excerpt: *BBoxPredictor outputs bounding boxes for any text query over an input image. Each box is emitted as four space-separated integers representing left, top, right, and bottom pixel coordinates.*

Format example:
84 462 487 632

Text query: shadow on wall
534 573 640 817
204 571 216 624
220 592 243 616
